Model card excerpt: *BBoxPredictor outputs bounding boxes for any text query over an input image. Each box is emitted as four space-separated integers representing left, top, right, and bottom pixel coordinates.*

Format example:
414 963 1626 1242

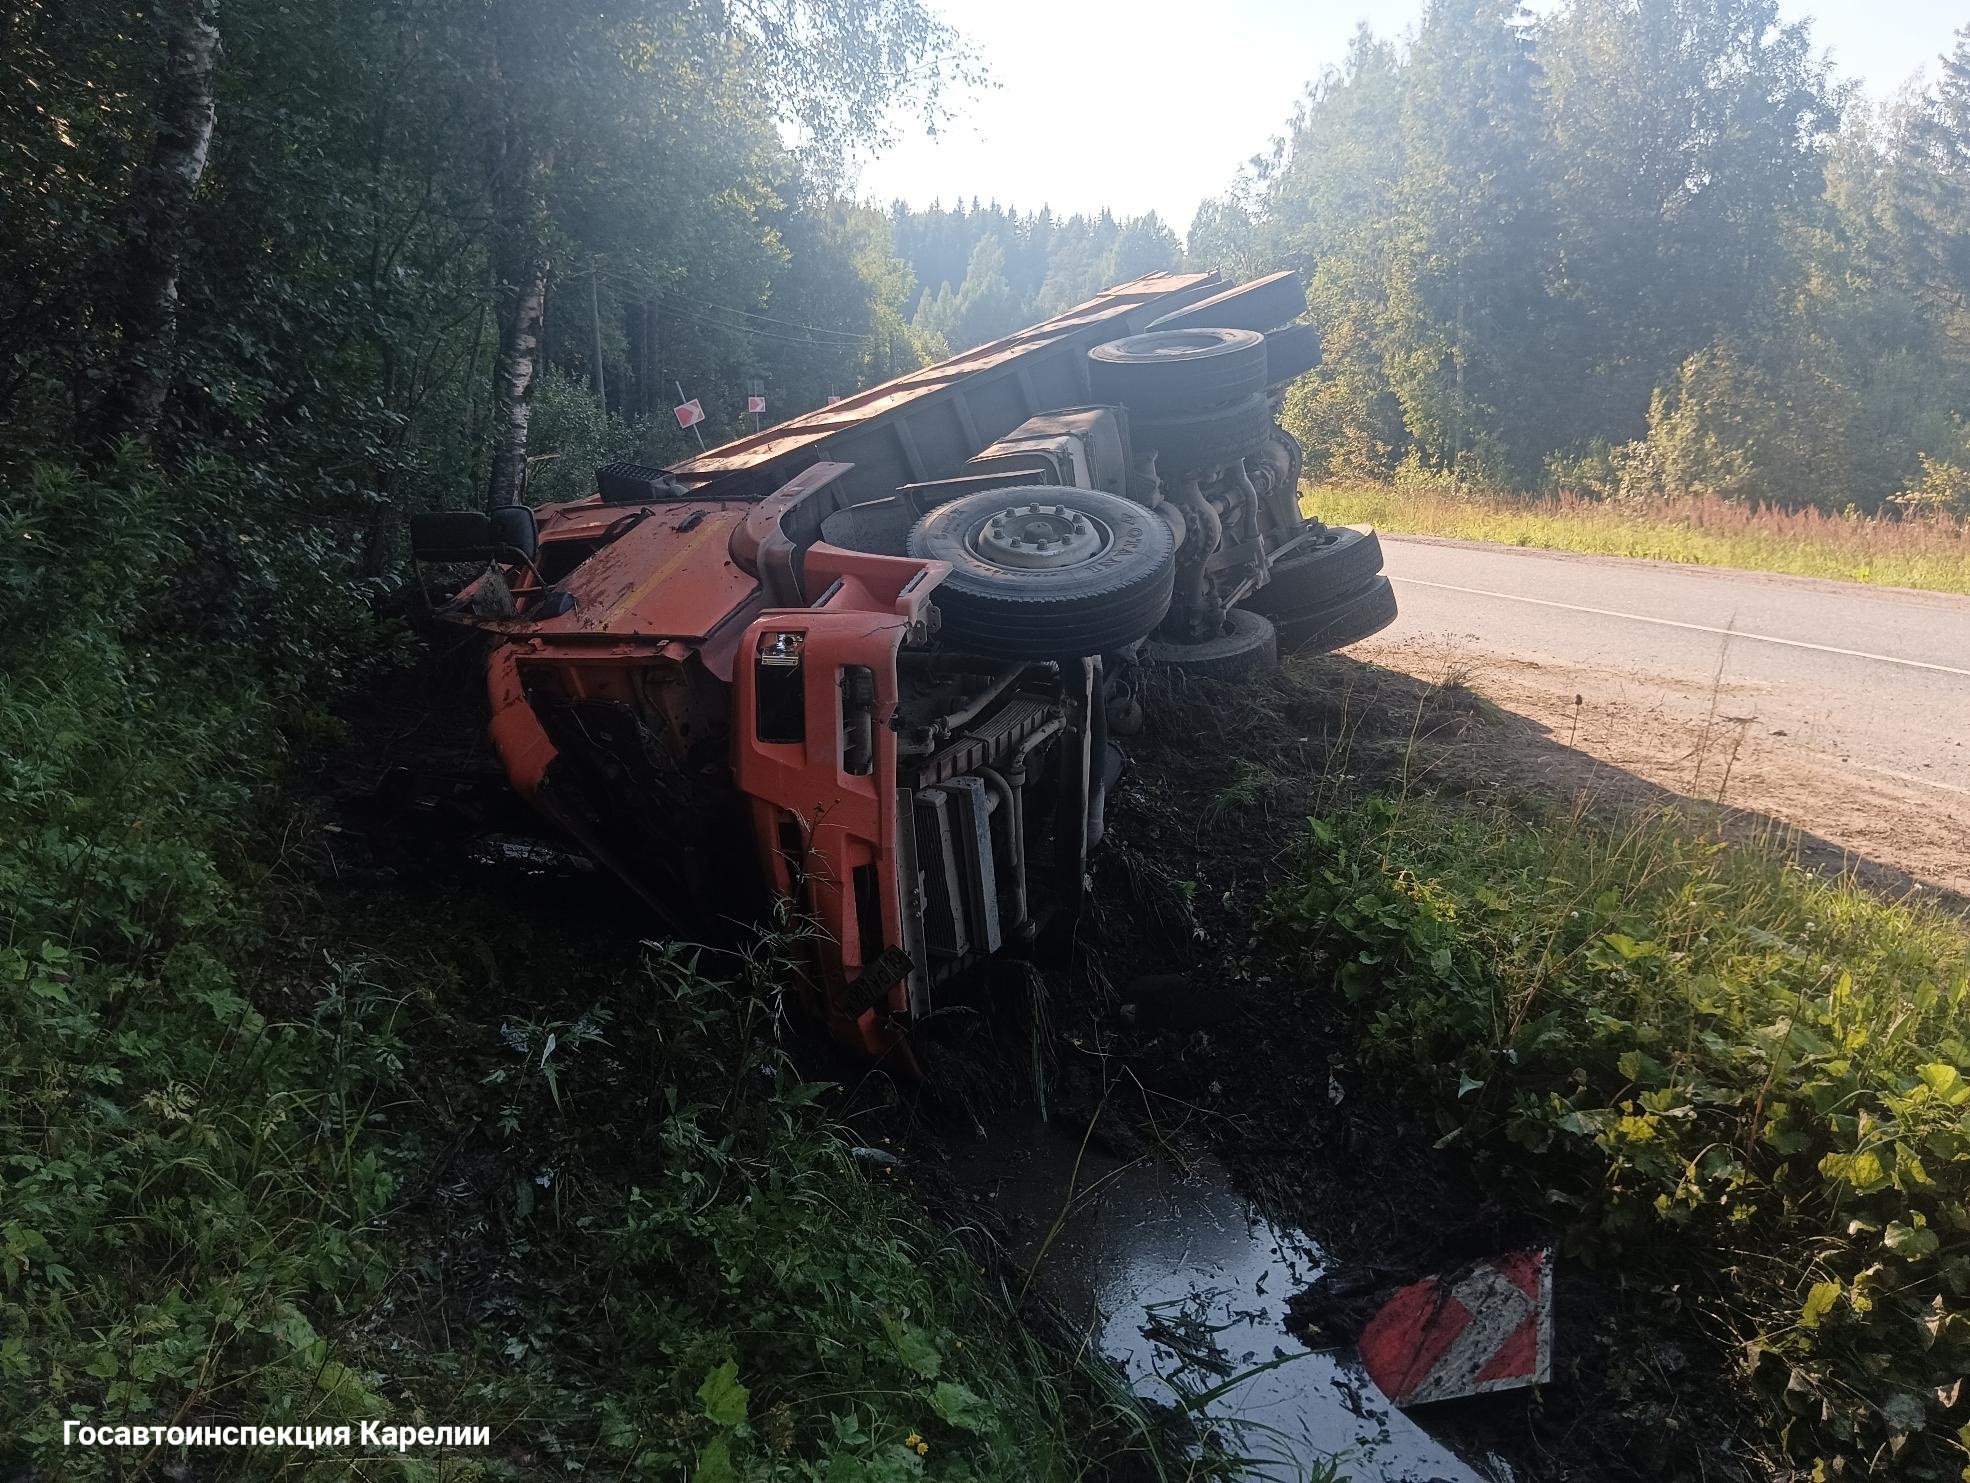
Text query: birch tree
89 0 221 446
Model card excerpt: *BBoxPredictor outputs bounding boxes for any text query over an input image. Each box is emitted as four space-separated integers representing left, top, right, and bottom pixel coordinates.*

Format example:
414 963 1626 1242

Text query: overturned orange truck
412 270 1395 1062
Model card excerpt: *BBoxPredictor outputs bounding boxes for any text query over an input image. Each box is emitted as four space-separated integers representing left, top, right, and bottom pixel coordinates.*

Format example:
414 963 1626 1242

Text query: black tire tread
1132 394 1274 474
1144 608 1279 680
1276 576 1399 654
1087 328 1268 415
1262 323 1321 386
1245 526 1385 618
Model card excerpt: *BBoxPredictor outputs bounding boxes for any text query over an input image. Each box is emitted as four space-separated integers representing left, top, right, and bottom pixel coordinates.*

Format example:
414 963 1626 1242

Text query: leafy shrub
1 458 404 1470
525 370 642 507
1894 452 1970 518
1264 797 1970 1478
421 935 1117 1482
1543 438 1664 503
3 454 394 689
1279 348 1402 485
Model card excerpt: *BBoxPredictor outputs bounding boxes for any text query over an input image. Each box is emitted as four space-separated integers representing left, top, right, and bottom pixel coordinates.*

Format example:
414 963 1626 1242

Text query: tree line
887 201 1183 357
1203 1 1970 514
11 0 1969 558
1210 2 1969 513
878 3 1970 516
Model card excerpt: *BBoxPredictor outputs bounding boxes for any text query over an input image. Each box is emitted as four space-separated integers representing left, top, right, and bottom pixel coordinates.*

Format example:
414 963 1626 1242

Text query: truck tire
1146 270 1308 335
1276 575 1399 655
1087 328 1267 415
1245 526 1385 618
1262 323 1321 386
1132 393 1274 476
907 487 1175 659
1144 607 1278 679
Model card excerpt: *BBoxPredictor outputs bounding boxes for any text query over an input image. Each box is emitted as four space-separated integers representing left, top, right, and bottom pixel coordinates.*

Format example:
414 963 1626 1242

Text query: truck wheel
1262 323 1321 386
1132 393 1274 476
1146 270 1308 335
1087 328 1267 414
1144 607 1278 680
1245 526 1385 618
1276 575 1399 655
907 487 1175 659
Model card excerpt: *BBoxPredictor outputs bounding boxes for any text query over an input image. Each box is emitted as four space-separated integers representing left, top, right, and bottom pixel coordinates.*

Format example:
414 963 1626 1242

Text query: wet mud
946 1118 1498 1482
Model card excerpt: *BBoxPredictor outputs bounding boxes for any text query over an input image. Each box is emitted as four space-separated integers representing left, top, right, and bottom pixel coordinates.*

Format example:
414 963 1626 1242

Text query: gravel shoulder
1368 538 1970 900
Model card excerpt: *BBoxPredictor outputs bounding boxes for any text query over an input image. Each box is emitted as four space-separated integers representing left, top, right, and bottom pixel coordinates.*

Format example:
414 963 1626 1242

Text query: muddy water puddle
949 1121 1497 1483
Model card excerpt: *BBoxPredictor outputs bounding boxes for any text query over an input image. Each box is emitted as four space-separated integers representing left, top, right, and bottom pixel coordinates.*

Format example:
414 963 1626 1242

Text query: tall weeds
1308 482 1970 594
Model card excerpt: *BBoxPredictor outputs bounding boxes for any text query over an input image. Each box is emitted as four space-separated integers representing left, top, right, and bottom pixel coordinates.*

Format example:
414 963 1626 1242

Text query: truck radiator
913 777 1001 967
918 695 1053 785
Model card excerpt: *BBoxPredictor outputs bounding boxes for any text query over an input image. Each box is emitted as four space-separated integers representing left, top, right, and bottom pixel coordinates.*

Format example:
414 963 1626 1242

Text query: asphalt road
1370 536 1970 804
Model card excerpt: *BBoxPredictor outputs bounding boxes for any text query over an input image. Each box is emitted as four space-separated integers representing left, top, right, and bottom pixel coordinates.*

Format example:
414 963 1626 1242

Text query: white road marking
1389 576 1970 679
1849 762 1970 801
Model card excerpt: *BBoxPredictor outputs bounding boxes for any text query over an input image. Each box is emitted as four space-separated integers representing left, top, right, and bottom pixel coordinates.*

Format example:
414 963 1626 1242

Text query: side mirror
410 510 492 562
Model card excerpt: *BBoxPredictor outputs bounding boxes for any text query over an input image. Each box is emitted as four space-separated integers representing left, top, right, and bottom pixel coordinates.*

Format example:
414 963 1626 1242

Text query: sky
854 0 1965 235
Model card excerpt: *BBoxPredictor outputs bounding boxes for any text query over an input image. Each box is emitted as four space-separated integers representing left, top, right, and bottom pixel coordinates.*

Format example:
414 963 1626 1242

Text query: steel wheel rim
967 501 1112 571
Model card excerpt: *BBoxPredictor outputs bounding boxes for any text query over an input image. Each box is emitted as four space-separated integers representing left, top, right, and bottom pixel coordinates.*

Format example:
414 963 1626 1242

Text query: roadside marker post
673 381 706 449
1359 1249 1553 1407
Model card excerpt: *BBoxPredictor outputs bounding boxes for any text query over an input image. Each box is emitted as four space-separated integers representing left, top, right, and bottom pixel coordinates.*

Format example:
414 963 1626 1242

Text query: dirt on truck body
411 269 1396 1064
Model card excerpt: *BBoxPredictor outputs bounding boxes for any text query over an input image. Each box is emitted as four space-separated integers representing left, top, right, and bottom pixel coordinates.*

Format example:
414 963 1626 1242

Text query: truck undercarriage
413 269 1397 1064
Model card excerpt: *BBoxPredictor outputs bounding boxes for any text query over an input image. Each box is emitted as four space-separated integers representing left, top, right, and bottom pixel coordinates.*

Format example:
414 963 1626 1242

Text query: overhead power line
659 300 874 351
661 303 864 349
571 269 874 346
658 289 872 345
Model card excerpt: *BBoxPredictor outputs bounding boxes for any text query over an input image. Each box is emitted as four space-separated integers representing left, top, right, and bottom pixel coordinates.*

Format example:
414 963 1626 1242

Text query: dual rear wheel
1243 527 1397 655
903 280 1389 666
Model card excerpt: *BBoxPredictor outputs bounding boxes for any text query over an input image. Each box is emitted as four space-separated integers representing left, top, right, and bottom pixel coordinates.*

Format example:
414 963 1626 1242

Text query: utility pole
589 259 606 408
640 300 655 418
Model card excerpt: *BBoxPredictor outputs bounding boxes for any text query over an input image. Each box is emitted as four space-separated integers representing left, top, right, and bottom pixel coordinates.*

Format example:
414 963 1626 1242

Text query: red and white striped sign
673 398 705 429
1359 1249 1552 1406
746 395 766 414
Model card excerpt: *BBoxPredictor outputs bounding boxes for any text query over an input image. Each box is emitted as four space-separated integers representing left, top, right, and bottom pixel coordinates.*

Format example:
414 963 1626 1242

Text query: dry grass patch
1307 483 1970 595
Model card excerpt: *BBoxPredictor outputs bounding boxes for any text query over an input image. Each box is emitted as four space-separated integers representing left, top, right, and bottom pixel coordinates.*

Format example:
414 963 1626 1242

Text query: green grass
1263 793 1970 1479
0 459 1155 1481
1307 482 1970 595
